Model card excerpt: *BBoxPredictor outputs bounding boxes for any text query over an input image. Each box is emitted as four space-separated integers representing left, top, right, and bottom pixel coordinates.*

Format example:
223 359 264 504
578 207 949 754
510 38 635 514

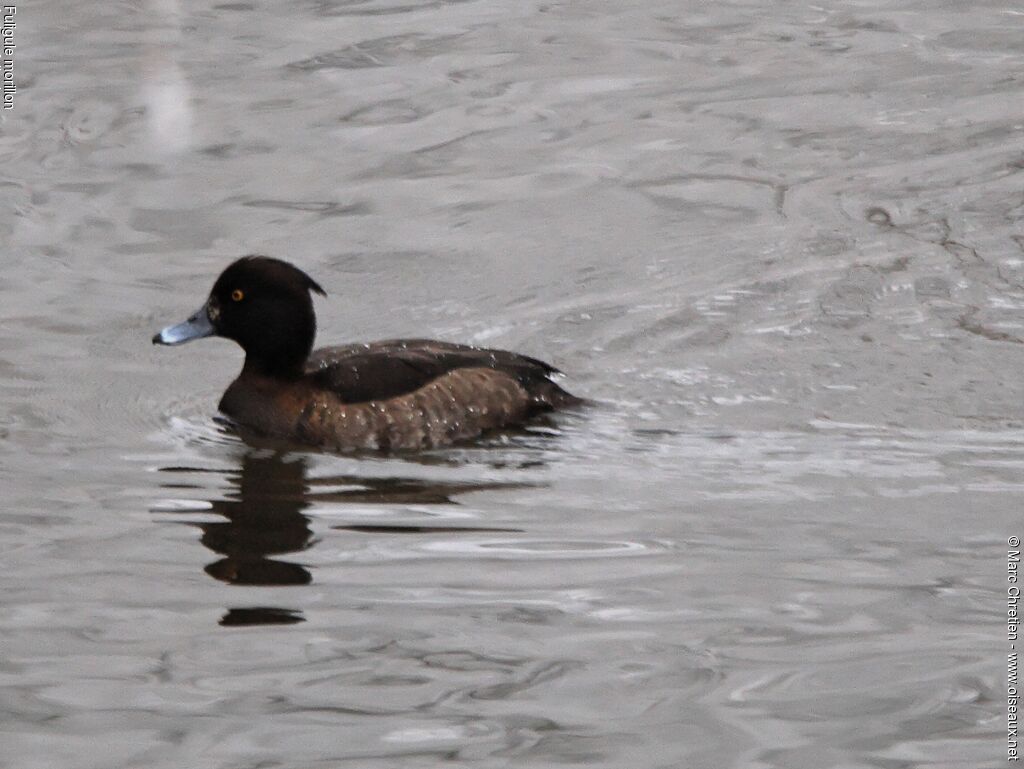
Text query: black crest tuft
226 255 326 297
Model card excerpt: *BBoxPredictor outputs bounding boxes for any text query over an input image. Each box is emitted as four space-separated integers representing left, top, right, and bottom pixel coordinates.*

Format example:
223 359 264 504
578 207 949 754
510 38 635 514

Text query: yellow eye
231 289 244 302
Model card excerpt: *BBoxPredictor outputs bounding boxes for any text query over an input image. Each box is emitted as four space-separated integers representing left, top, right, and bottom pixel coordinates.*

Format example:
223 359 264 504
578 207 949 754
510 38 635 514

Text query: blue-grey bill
152 305 215 345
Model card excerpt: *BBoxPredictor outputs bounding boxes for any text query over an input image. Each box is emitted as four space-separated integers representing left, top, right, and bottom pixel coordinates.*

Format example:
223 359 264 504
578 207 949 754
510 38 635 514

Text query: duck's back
220 339 579 451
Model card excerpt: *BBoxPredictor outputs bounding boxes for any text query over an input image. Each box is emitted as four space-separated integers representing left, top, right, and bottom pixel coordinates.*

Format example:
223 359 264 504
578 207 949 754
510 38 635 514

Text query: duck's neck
241 351 308 380
234 306 316 379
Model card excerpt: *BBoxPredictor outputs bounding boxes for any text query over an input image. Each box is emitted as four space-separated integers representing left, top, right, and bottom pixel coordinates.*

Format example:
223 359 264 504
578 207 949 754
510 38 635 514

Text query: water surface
2 1 1019 766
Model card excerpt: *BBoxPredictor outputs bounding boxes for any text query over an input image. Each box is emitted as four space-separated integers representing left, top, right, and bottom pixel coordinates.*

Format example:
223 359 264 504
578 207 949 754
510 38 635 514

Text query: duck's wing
305 338 566 404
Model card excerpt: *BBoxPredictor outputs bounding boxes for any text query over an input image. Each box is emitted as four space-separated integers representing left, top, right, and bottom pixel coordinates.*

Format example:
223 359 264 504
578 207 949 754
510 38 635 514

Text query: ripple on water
150 396 244 453
313 0 480 17
322 536 672 566
419 537 665 558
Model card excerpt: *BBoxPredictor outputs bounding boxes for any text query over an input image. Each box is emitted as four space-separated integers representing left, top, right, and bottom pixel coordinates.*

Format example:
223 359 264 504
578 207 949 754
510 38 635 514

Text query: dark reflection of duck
155 450 532 626
200 452 315 587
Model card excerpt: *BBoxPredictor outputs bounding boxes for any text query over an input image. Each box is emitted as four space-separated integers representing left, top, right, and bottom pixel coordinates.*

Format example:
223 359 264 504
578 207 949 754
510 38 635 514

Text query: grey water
1 1 1019 766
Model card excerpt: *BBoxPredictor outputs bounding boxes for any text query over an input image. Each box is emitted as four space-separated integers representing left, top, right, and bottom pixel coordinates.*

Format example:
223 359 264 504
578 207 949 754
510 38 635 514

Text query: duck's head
153 256 326 377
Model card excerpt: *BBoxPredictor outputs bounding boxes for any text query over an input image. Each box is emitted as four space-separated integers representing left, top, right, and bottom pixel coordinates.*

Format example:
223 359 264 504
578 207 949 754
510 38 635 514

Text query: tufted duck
153 256 580 450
